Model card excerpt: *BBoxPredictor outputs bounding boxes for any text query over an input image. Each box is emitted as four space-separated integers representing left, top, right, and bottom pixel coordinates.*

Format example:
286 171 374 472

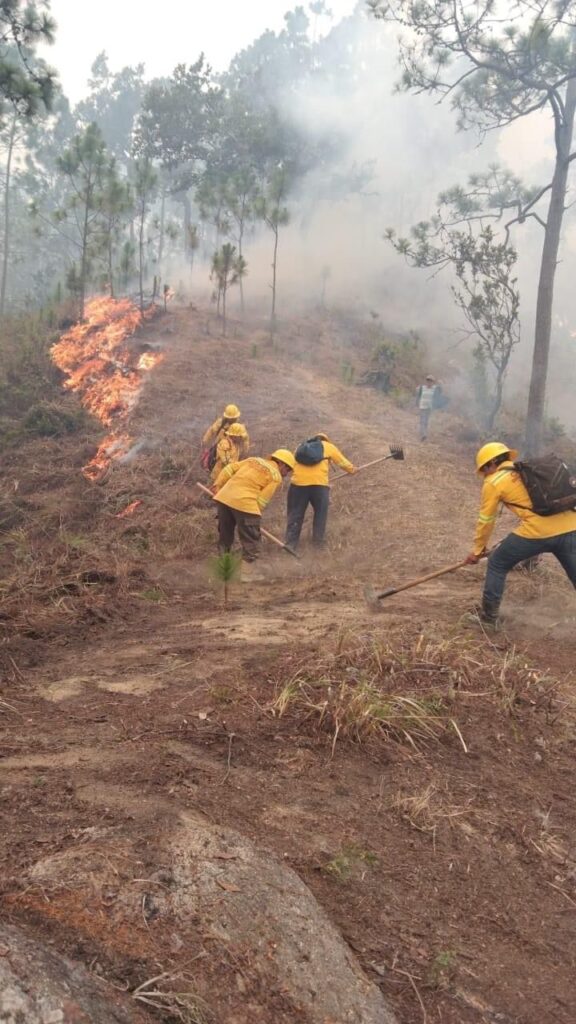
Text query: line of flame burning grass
51 297 165 483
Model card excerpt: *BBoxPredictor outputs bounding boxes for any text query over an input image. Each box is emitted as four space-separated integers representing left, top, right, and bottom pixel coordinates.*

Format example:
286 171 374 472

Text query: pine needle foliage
210 551 241 606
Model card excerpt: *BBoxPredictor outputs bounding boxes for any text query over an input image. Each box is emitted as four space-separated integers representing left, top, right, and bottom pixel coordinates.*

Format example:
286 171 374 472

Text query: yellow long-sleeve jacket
473 461 576 556
292 440 354 487
202 417 250 450
210 434 247 482
213 457 282 516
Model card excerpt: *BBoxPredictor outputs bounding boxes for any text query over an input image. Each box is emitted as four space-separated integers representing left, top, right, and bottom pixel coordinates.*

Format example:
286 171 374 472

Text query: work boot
240 561 266 583
480 597 500 625
462 599 500 630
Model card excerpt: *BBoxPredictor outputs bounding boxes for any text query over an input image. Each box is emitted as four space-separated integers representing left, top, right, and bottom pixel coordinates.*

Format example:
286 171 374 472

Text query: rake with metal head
332 444 404 481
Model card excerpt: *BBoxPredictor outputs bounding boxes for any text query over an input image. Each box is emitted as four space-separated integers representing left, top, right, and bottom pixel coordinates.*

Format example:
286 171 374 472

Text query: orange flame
81 433 133 483
51 297 164 480
137 351 165 371
115 499 143 518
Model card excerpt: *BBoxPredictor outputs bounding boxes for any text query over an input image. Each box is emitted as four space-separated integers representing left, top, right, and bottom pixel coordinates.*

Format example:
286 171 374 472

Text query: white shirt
419 384 437 410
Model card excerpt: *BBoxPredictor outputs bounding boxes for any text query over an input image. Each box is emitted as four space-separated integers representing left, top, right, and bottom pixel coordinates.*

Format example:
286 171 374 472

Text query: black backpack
295 436 325 466
513 454 576 516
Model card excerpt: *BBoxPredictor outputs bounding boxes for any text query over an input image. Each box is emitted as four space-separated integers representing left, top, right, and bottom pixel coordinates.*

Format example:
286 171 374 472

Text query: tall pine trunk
157 187 166 271
238 221 245 313
270 223 279 341
138 201 146 316
525 75 576 453
107 222 115 298
0 115 17 319
79 175 94 320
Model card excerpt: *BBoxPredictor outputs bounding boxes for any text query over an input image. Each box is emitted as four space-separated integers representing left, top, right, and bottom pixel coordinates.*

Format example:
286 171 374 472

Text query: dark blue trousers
286 484 330 548
484 530 576 606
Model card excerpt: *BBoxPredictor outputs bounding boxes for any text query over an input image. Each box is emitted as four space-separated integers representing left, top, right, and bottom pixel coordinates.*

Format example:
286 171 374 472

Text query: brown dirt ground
1 305 576 1024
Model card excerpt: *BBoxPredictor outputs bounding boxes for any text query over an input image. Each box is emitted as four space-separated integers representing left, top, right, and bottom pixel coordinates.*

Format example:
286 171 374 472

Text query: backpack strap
491 466 532 512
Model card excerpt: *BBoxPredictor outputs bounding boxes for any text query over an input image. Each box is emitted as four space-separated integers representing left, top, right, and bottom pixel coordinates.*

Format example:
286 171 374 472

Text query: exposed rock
169 813 397 1024
24 812 397 1024
0 921 146 1024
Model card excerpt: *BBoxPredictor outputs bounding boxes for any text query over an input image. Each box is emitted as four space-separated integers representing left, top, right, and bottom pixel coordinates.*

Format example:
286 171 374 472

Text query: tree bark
0 114 17 319
525 75 576 454
107 220 115 297
238 218 245 313
270 222 279 340
79 174 94 320
157 186 166 270
138 200 146 316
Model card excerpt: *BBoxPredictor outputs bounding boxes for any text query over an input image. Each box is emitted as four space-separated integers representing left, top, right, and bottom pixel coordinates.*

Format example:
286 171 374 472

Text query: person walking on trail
202 404 250 454
464 442 576 625
285 433 357 551
416 375 442 442
212 449 295 581
210 422 250 482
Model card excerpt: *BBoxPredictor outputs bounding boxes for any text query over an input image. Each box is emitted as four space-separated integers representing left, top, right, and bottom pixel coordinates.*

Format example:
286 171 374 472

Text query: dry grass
270 628 570 753
133 972 211 1024
392 782 477 841
0 445 157 674
271 655 464 754
271 679 443 752
149 507 209 560
530 808 573 870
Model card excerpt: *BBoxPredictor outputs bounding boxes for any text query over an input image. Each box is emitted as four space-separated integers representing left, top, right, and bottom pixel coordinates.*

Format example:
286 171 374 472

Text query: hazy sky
43 0 358 101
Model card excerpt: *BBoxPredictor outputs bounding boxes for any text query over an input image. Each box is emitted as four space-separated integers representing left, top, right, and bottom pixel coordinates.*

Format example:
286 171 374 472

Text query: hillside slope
1 305 575 1024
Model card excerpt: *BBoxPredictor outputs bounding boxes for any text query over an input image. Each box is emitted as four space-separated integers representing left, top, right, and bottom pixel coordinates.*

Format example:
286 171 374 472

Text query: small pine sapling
211 551 242 606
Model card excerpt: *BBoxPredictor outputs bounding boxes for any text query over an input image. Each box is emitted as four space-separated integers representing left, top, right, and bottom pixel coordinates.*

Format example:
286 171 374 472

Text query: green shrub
23 402 87 438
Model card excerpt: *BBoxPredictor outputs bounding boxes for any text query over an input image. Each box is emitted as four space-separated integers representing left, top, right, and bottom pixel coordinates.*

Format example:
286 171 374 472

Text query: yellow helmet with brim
475 442 518 473
270 448 296 471
223 404 240 419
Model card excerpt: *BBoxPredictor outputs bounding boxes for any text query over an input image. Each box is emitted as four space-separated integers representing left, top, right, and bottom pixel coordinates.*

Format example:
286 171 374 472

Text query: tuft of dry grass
133 972 211 1023
271 668 464 754
392 782 477 842
270 628 571 754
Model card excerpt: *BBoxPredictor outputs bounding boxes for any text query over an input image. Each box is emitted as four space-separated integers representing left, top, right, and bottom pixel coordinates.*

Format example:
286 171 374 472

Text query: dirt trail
1 307 576 1024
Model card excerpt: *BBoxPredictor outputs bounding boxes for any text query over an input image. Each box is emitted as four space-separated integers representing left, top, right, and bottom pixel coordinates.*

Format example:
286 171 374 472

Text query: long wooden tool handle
332 453 392 482
195 482 299 558
377 559 469 598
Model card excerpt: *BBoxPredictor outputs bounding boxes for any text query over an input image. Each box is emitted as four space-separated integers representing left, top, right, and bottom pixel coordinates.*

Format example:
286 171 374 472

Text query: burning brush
51 296 165 481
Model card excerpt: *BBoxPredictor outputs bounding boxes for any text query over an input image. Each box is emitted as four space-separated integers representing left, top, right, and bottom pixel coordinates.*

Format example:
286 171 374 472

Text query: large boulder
22 812 398 1024
169 813 397 1024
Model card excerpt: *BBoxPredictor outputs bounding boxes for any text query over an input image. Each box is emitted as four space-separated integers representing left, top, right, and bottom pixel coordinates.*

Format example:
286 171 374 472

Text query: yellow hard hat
223 404 240 419
270 448 296 471
475 441 518 473
226 423 246 437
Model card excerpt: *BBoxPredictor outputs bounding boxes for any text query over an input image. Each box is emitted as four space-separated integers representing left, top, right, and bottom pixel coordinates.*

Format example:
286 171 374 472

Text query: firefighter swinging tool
195 481 300 558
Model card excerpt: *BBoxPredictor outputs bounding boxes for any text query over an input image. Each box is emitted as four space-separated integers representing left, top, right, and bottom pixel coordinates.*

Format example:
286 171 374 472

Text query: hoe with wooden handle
331 444 404 481
195 481 300 558
364 556 483 609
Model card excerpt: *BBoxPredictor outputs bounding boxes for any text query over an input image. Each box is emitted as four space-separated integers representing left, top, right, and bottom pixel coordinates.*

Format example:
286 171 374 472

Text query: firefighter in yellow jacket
202 404 250 453
285 433 356 550
465 442 576 624
212 449 295 580
210 422 250 482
